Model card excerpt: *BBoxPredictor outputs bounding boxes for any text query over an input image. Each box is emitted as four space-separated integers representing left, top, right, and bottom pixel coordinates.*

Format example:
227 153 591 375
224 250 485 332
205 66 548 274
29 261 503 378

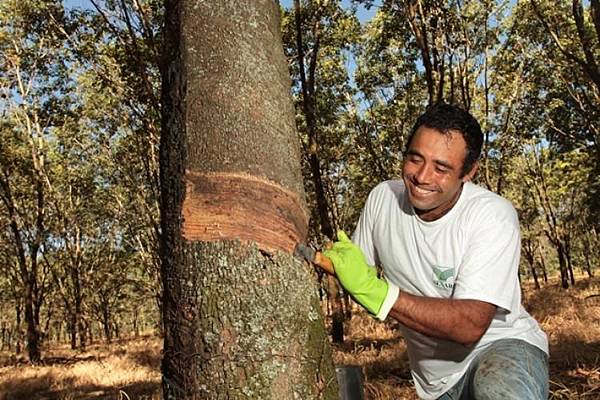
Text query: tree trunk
102 303 112 343
1 323 6 351
583 250 594 277
2 200 43 362
133 308 140 338
25 299 42 363
69 313 77 350
75 281 86 349
531 262 540 290
327 275 344 343
42 301 53 344
522 238 540 289
292 0 334 240
78 318 87 350
159 1 338 399
557 242 570 289
24 285 41 362
565 241 576 286
15 302 22 355
86 322 93 345
538 244 549 283
155 294 164 337
407 2 436 105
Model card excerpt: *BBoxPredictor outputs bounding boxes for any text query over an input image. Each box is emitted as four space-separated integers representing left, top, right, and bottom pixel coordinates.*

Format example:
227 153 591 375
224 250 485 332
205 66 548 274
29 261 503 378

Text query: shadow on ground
0 376 160 400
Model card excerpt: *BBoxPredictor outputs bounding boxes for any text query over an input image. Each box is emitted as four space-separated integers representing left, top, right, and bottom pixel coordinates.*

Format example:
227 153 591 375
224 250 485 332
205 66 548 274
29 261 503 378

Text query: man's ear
462 161 479 183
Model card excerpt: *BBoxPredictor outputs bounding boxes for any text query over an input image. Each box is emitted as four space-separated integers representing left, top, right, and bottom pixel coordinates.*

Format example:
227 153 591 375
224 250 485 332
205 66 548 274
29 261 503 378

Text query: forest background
0 0 599 398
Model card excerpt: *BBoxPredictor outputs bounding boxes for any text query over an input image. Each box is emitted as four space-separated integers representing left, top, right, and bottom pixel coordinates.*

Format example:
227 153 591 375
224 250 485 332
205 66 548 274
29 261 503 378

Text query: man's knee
471 339 548 400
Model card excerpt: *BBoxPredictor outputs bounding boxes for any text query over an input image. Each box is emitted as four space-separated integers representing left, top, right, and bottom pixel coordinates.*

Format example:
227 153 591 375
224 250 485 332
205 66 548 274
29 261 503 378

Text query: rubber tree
159 0 338 398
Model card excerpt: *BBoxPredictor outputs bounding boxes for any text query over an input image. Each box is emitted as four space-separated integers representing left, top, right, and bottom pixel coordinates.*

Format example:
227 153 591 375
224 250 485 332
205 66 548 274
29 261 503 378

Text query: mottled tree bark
159 1 338 399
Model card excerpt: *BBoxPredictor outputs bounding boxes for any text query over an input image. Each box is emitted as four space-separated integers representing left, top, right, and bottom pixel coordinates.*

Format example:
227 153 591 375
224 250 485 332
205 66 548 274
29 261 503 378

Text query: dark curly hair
405 102 483 177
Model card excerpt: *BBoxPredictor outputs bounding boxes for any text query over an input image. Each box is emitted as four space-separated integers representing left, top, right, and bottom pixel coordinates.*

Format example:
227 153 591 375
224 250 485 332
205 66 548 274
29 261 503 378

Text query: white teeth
414 186 433 195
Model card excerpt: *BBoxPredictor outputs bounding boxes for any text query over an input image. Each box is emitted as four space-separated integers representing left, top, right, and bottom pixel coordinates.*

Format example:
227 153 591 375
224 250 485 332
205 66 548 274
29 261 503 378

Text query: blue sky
63 0 90 8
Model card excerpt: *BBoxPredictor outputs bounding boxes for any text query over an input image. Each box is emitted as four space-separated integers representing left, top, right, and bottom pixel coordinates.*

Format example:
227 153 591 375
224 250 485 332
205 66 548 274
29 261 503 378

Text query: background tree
281 0 361 343
74 0 165 328
0 0 68 362
523 0 600 230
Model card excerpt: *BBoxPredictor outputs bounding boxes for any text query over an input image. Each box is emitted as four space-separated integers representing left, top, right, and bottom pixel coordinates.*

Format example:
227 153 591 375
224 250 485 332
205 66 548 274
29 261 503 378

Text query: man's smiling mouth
409 181 439 196
414 186 435 195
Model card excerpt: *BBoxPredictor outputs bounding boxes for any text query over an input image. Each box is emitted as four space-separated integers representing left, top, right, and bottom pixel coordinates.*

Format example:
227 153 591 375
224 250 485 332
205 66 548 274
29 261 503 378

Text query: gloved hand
324 231 389 316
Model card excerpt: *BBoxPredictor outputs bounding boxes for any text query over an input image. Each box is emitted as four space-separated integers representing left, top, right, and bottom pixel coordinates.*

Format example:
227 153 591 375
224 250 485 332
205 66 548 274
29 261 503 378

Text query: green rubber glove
323 230 389 316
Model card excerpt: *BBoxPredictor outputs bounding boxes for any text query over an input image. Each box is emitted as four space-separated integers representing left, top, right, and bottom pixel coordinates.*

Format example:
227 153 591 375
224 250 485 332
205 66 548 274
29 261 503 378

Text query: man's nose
414 163 433 183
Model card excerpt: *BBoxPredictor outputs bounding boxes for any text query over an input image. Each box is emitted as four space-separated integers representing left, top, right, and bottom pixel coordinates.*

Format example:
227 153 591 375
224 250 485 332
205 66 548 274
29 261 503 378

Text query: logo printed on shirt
432 265 455 290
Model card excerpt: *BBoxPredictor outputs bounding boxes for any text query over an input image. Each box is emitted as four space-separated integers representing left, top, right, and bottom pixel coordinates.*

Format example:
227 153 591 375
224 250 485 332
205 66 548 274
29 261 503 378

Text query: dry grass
525 275 600 399
0 274 598 399
333 310 417 399
0 335 161 400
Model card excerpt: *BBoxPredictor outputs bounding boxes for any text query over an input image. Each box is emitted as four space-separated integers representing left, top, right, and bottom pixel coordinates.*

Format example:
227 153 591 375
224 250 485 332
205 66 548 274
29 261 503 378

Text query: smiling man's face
402 126 477 221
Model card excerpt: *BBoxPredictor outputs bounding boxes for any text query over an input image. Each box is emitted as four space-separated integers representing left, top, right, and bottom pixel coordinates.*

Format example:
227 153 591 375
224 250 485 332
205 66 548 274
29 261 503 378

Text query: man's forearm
387 291 496 347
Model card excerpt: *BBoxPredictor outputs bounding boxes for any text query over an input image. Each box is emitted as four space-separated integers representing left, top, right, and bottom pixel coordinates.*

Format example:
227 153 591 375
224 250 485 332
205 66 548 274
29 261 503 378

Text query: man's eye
435 167 449 173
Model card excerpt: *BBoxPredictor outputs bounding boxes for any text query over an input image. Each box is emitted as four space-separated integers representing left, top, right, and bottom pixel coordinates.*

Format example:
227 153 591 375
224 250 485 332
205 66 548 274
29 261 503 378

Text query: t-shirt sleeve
452 200 521 313
352 185 384 267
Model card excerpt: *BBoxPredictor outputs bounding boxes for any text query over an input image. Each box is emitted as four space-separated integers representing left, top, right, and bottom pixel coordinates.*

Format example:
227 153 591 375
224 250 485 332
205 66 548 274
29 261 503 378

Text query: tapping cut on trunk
182 171 309 254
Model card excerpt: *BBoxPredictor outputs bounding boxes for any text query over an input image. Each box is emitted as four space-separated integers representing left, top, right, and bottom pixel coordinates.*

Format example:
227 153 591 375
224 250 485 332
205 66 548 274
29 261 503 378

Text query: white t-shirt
352 180 548 400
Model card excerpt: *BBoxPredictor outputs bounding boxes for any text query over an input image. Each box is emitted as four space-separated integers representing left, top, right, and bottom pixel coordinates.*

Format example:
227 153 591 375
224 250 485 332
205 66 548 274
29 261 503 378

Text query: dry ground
0 274 598 399
0 336 161 400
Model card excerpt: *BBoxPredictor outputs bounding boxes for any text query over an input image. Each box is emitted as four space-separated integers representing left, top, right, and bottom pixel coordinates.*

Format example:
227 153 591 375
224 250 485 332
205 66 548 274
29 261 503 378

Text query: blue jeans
437 339 549 400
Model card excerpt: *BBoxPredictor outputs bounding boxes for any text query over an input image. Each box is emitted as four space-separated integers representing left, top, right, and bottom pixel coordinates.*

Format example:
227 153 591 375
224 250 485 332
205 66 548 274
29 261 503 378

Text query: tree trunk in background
24 287 40 362
160 1 338 399
531 263 540 290
556 242 570 289
529 153 573 289
522 238 540 289
0 180 44 362
293 0 344 345
69 313 77 350
15 303 22 354
565 238 575 286
102 304 111 343
540 255 548 283
293 0 334 241
584 254 594 277
75 275 86 350
1 324 6 351
86 323 93 345
133 308 140 338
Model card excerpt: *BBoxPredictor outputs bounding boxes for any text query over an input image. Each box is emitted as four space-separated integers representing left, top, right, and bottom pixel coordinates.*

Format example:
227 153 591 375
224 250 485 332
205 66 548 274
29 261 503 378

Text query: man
324 103 549 400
